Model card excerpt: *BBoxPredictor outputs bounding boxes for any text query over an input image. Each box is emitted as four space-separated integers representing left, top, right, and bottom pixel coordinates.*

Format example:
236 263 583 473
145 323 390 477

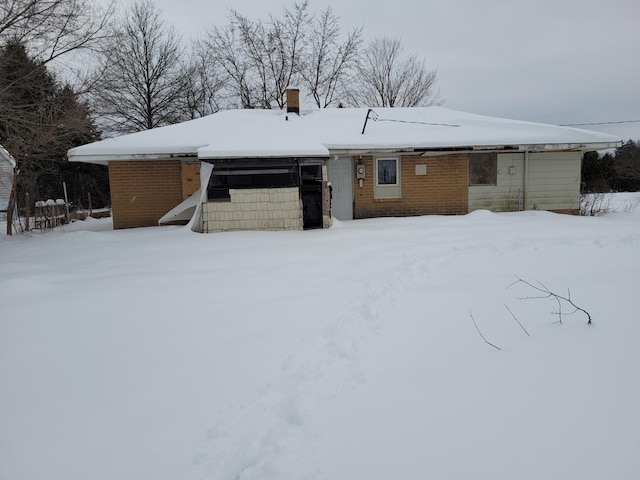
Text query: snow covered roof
68 107 622 165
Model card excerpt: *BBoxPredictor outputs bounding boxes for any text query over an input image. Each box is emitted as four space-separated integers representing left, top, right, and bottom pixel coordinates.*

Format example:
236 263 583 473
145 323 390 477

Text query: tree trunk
6 167 17 235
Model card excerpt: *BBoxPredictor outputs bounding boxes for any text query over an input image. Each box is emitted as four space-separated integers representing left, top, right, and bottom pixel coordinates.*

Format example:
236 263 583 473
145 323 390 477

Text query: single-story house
0 144 16 222
68 89 621 232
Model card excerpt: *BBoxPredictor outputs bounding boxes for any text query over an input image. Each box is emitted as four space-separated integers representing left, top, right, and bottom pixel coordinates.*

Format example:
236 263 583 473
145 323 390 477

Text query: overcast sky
147 0 639 140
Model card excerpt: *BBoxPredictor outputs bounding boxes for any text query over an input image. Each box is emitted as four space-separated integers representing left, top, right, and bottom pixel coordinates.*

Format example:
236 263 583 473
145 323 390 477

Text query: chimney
286 88 300 115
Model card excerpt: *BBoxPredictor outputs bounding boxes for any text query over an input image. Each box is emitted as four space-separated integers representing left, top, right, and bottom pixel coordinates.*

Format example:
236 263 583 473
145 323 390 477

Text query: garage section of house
68 89 621 232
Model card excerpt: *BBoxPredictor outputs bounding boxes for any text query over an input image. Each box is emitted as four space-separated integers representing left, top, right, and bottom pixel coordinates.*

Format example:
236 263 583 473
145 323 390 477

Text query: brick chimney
286 88 300 115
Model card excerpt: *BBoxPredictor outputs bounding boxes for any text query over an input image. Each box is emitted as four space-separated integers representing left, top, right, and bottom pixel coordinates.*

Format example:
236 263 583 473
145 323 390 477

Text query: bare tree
355 37 441 107
181 49 225 119
299 7 361 108
91 0 188 134
204 1 310 109
0 0 113 67
202 22 254 109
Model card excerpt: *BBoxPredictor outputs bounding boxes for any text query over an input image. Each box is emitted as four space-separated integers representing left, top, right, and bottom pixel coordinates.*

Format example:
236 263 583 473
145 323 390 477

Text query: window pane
469 153 497 185
378 159 397 185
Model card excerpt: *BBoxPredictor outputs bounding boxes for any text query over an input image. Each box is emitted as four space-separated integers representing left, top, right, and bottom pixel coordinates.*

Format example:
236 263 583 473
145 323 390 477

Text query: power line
375 117 460 127
559 119 640 127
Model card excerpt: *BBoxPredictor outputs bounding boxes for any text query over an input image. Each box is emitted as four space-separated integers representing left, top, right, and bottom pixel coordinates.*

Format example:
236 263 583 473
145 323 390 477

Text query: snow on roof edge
67 106 624 163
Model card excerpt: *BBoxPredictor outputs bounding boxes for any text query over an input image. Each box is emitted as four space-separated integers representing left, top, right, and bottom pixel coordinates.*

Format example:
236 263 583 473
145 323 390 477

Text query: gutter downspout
523 150 529 211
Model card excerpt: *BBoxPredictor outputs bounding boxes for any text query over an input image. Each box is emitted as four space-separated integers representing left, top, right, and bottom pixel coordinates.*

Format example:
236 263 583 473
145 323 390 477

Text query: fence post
63 181 70 223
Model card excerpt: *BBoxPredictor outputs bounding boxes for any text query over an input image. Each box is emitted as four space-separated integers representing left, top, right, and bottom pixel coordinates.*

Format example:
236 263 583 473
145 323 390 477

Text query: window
374 157 401 199
377 159 398 185
207 168 298 201
469 152 497 186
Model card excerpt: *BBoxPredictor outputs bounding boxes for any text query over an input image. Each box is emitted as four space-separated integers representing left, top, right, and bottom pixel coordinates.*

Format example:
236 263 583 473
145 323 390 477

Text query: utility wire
559 119 640 127
375 117 460 127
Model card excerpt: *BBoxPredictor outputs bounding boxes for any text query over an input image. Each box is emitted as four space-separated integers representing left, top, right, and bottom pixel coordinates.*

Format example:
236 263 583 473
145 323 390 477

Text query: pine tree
581 151 616 193
0 39 108 223
614 140 640 192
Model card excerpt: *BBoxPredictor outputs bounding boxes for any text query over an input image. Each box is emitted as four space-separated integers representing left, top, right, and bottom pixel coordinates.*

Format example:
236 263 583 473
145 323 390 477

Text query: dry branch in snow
508 276 593 325
469 310 501 351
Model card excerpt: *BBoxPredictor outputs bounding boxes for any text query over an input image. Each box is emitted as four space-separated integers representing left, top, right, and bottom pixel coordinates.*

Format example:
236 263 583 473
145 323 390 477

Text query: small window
377 158 398 185
469 153 497 186
374 157 401 199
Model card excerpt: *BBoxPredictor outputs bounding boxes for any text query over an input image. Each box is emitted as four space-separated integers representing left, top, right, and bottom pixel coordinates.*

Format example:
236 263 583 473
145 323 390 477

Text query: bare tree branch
204 2 312 110
181 47 225 119
507 276 593 325
469 310 501 351
354 37 441 108
91 0 188 135
504 304 530 336
299 7 361 108
0 0 114 68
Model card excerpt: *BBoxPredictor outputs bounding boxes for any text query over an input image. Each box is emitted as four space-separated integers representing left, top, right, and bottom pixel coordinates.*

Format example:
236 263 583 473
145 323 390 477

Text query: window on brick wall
374 157 401 199
469 152 497 186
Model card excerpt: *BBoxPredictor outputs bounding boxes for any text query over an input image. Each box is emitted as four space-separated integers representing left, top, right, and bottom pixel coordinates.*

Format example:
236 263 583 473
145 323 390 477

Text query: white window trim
374 156 402 199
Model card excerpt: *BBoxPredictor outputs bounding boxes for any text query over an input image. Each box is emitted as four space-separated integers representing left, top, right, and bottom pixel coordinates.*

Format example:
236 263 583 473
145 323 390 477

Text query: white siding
469 151 582 213
527 152 581 211
0 156 14 220
469 153 525 212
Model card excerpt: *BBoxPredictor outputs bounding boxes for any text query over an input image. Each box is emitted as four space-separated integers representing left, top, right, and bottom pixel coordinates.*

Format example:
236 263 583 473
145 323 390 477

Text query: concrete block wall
354 154 469 219
203 187 303 233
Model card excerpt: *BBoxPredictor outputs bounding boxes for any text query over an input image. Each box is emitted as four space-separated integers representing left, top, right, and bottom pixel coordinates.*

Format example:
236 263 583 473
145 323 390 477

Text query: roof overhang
67 152 199 165
202 156 328 169
327 141 622 158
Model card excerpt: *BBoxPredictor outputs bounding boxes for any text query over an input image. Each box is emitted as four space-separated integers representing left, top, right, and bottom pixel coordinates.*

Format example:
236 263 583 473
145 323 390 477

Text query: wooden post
63 181 70 224
25 192 30 231
6 166 17 236
88 192 93 217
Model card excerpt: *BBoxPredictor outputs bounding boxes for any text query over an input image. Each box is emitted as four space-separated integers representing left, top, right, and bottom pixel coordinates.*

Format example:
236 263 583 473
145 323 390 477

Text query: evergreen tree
0 39 109 215
581 151 616 193
614 140 640 192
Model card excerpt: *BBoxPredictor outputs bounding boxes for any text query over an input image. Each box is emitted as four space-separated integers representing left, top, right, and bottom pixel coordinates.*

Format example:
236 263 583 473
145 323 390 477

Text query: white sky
143 0 640 140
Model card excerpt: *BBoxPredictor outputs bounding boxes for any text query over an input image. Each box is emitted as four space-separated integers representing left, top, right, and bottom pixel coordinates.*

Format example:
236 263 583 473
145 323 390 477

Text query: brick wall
108 160 182 229
354 154 469 218
203 187 303 233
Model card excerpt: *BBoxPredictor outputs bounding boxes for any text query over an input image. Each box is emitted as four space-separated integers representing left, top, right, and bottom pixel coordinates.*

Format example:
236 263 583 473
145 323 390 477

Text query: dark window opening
207 168 299 201
469 152 497 186
301 164 322 182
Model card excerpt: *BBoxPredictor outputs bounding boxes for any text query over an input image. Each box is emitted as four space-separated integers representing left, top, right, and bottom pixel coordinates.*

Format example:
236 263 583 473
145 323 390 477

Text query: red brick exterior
354 154 469 219
108 160 182 229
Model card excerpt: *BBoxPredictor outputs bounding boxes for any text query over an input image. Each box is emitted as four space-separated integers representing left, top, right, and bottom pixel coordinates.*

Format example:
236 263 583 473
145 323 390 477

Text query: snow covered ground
1 193 639 480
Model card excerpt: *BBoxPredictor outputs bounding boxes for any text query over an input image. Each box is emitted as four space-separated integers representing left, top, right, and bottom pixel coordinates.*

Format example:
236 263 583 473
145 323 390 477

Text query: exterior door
327 156 353 220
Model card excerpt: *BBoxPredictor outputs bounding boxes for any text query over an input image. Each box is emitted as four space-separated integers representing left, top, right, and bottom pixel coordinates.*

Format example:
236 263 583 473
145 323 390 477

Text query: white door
327 156 353 220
